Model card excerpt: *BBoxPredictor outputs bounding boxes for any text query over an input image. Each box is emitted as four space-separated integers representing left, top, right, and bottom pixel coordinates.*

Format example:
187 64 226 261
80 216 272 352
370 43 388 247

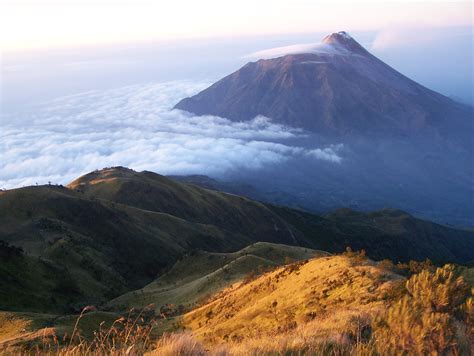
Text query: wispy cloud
244 42 350 60
0 80 342 189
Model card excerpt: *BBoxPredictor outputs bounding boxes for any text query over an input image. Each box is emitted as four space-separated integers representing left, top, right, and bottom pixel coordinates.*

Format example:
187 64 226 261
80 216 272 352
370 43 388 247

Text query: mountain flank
175 32 472 141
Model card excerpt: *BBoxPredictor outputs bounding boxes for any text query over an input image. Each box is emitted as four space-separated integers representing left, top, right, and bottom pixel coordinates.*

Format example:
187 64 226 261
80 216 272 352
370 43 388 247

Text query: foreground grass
183 253 400 344
2 254 473 355
158 259 472 355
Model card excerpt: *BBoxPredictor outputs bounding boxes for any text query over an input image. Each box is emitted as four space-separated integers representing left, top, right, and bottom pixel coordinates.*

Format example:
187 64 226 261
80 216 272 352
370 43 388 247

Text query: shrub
0 240 23 260
378 259 395 271
408 258 436 274
396 258 436 276
372 264 471 355
242 270 257 285
343 247 367 263
406 264 468 313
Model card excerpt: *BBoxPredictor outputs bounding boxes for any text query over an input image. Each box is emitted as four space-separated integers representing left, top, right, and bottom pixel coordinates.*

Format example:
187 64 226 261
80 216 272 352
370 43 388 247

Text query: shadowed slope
272 206 474 264
0 184 250 312
0 168 299 313
68 167 296 243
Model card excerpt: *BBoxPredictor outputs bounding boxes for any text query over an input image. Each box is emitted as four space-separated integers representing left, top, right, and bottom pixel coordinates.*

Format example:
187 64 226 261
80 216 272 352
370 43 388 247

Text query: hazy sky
1 0 472 51
0 0 472 219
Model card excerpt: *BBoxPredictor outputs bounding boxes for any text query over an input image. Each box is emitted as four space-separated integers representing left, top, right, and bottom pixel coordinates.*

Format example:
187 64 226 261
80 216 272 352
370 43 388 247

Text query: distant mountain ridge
175 31 472 140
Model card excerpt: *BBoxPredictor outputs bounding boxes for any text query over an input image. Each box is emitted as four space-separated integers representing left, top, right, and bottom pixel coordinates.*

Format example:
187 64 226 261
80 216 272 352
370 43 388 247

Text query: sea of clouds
0 80 342 189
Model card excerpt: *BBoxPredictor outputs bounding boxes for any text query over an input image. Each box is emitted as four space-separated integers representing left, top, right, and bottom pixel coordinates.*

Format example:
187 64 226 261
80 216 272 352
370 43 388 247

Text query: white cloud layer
0 80 342 189
245 41 354 60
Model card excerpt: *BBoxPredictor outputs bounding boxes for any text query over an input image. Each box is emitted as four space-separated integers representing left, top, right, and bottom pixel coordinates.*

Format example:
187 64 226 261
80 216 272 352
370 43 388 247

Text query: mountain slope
182 254 403 344
0 185 249 312
1 167 473 314
68 167 295 243
0 168 298 312
272 206 474 264
178 254 472 355
175 31 472 140
108 242 327 312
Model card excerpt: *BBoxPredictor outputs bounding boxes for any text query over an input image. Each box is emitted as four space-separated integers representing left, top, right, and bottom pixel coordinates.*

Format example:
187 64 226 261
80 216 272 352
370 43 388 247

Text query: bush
372 264 471 355
378 259 395 271
396 258 436 276
242 270 257 284
0 240 23 260
406 264 467 313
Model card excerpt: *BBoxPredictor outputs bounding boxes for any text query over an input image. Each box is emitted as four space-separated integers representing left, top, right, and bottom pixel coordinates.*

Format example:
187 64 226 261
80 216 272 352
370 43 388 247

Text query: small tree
372 264 471 354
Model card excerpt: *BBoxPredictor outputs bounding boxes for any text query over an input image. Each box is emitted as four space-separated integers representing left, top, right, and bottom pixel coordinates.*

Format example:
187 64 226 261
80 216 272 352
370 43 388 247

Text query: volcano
174 31 472 139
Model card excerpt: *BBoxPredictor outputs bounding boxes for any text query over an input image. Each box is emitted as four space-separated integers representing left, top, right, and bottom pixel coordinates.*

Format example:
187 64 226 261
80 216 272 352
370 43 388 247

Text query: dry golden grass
108 242 325 314
210 314 367 355
0 306 160 355
370 265 473 355
0 312 32 343
182 254 402 344
5 254 472 355
178 254 472 355
150 333 205 356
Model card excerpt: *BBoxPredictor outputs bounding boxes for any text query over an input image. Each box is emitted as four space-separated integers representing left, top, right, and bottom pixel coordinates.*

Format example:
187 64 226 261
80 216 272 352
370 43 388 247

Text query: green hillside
68 167 296 243
0 184 266 312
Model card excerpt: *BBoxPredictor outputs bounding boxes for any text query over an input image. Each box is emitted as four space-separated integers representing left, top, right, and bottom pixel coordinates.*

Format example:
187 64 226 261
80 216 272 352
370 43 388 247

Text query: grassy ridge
68 167 297 244
0 165 300 313
108 242 326 312
2 251 472 355
0 242 323 350
180 254 472 355
182 253 403 344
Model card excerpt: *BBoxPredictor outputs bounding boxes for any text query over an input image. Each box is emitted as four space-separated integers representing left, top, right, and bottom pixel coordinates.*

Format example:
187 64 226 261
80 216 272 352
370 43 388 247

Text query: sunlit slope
108 242 327 311
182 254 403 344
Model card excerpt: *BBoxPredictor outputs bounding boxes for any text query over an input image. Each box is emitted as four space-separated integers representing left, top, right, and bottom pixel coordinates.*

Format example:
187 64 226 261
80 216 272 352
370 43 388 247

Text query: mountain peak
322 31 354 44
322 31 366 54
174 30 471 138
323 31 352 41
